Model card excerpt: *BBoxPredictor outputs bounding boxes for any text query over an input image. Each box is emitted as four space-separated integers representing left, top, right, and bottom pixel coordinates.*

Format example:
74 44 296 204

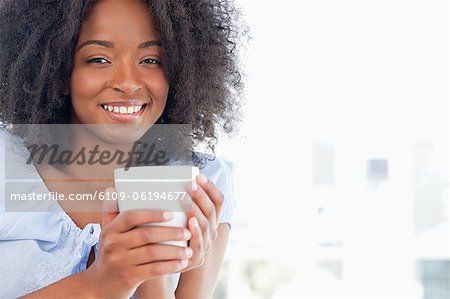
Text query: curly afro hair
0 0 245 162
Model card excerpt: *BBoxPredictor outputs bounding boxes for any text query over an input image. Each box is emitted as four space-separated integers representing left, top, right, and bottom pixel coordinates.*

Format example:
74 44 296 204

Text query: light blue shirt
0 130 235 298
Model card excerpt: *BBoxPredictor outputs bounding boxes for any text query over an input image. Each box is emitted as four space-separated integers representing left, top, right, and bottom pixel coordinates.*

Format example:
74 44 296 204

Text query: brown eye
140 58 160 65
86 57 109 64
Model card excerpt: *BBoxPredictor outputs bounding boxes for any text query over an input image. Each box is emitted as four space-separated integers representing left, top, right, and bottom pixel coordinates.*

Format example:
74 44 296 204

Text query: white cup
114 165 199 247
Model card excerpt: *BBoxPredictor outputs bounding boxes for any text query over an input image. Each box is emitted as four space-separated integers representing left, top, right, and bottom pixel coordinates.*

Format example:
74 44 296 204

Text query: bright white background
214 1 449 298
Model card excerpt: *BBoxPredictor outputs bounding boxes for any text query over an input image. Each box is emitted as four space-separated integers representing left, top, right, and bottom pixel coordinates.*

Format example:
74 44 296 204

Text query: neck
57 126 138 184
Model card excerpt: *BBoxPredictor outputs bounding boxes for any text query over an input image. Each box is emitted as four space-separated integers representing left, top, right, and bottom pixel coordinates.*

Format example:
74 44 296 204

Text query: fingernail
184 229 192 240
192 182 198 191
197 174 208 184
163 211 174 220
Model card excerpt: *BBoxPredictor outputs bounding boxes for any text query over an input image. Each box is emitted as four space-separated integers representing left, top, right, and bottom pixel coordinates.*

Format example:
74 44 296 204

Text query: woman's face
70 0 168 127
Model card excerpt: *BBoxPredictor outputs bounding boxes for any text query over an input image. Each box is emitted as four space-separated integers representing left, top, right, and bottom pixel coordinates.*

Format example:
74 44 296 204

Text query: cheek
70 70 104 101
145 73 169 104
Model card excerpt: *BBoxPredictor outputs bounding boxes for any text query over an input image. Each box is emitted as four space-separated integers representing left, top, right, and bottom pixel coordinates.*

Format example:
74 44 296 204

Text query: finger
137 259 189 278
185 202 210 245
130 244 193 266
122 226 191 249
196 174 225 221
102 187 119 228
186 217 205 269
111 210 174 233
180 191 193 214
189 183 217 230
188 191 216 247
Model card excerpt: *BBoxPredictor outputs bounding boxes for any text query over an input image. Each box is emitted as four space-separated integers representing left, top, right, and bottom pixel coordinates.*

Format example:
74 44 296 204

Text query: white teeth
102 104 144 114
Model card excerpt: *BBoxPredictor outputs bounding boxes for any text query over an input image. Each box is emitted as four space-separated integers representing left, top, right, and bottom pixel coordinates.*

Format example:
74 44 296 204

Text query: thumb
102 187 119 228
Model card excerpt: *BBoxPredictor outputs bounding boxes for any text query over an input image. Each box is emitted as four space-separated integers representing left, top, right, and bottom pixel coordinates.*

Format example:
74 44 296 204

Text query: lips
99 101 149 122
101 104 145 114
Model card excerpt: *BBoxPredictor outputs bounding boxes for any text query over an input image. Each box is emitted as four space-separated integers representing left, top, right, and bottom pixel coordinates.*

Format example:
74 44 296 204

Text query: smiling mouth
99 103 149 122
100 104 147 114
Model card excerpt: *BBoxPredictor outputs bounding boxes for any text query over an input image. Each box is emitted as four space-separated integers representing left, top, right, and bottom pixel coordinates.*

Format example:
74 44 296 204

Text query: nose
109 61 143 95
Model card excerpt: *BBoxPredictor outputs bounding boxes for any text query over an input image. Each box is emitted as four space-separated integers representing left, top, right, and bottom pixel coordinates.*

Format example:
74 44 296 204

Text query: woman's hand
181 174 225 272
85 189 193 299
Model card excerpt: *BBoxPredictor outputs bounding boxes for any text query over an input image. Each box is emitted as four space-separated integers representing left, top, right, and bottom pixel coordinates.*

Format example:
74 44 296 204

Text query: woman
0 0 244 298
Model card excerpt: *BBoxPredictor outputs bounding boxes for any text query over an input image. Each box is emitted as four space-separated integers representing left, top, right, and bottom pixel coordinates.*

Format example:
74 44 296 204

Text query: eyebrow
76 40 162 51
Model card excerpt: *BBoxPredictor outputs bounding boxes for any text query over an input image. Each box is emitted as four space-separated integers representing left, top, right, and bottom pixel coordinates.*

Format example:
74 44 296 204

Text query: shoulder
194 153 234 197
0 128 32 169
196 153 233 183
0 128 64 237
0 129 48 212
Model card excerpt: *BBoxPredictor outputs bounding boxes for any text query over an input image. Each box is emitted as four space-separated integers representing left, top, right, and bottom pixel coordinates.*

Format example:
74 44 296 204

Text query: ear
61 81 70 96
